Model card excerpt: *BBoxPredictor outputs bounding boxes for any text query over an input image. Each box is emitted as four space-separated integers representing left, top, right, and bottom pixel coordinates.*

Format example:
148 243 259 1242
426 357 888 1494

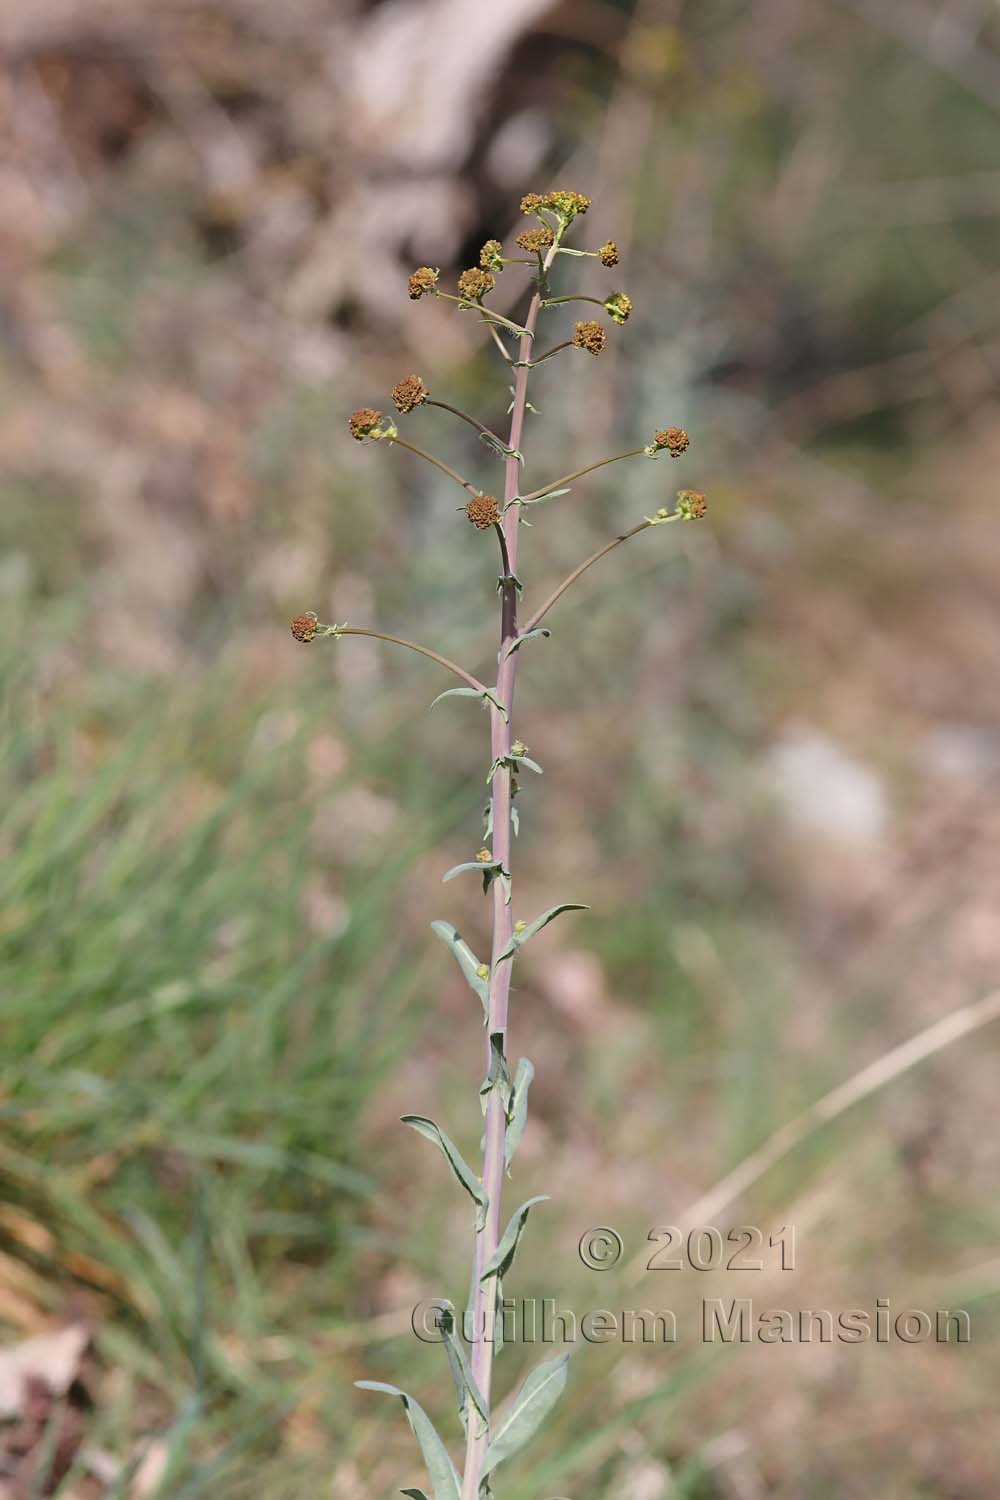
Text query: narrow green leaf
428 687 483 710
400 1116 488 1229
430 921 489 1018
428 687 508 723
480 1033 511 1114
496 904 589 963
505 1057 534 1172
515 756 544 775
504 627 551 658
438 1304 488 1434
401 1490 430 1499
481 1355 570 1477
480 1196 549 1282
443 860 501 884
354 1382 460 1500
517 487 571 508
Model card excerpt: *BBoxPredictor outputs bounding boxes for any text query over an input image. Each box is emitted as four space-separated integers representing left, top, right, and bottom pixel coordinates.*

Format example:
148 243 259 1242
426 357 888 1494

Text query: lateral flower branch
291 187 707 1500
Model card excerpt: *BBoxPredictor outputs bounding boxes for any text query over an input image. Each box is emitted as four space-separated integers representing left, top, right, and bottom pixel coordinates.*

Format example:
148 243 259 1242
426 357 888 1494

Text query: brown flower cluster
408 266 439 299
572 320 607 356
349 407 383 441
516 226 554 253
654 427 690 457
677 489 708 520
465 494 501 529
391 374 428 413
598 240 619 267
479 240 504 271
457 267 495 302
290 612 318 643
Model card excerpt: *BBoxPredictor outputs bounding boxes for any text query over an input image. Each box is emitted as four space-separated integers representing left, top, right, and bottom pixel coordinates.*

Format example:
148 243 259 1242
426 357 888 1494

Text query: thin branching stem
521 521 653 634
337 629 488 694
541 294 605 310
433 292 532 337
513 339 573 368
426 399 507 450
517 448 645 503
481 314 514 365
386 435 480 497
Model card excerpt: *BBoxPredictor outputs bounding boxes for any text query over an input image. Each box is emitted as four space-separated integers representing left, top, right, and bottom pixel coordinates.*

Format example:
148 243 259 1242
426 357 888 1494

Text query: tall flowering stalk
292 189 706 1499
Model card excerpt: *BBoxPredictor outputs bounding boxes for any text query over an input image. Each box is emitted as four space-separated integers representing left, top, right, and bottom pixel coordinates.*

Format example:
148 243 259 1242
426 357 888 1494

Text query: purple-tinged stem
461 236 560 1500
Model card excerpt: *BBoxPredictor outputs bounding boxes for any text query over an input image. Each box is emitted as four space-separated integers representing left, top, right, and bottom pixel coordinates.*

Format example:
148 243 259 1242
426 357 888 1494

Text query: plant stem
433 292 531 336
336 629 487 694
386 435 480 497
541 294 605 310
481 315 514 365
517 448 645 504
521 521 653 634
513 340 574 368
461 234 562 1500
426 399 508 451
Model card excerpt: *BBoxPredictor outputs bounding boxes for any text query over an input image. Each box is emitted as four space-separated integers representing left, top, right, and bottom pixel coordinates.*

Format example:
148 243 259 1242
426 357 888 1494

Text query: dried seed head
676 489 707 520
480 239 504 271
598 240 619 267
465 494 501 529
457 267 495 301
519 193 546 214
348 407 384 441
476 847 494 864
604 291 632 325
515 226 554 253
653 426 690 457
572 319 607 356
290 611 319 644
511 740 528 756
408 266 439 299
391 374 429 413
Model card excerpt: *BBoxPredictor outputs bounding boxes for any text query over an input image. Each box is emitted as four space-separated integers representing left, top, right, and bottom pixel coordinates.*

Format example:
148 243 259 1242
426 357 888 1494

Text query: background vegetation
2 0 999 1493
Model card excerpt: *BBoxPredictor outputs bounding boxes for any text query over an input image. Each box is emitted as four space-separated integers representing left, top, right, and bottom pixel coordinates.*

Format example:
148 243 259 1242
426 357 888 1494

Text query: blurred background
2 0 999 1494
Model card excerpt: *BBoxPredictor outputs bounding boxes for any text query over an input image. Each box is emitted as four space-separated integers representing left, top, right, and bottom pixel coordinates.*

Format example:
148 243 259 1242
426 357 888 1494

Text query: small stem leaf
400 1116 488 1230
430 921 489 1019
481 1355 570 1478
509 488 571 510
505 1058 534 1172
480 1033 512 1115
499 872 512 905
480 1196 549 1282
510 806 519 838
429 687 506 722
354 1382 460 1500
496 903 589 962
437 1304 489 1435
503 628 551 659
479 432 524 463
516 756 544 776
400 1491 430 1499
442 860 502 884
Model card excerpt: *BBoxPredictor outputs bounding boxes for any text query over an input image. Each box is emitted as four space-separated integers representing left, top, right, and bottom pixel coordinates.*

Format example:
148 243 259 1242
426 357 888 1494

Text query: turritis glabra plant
290 188 706 1499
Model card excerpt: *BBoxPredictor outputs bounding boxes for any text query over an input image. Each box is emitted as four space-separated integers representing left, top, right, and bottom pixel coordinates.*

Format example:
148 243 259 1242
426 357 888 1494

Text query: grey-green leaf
438 1304 488 1434
431 921 489 1018
496 903 589 963
480 1032 511 1114
429 687 483 710
443 860 500 884
505 1057 534 1172
503 627 551 658
401 1491 430 1499
480 1196 549 1282
400 1116 488 1230
354 1382 460 1500
481 1354 570 1477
